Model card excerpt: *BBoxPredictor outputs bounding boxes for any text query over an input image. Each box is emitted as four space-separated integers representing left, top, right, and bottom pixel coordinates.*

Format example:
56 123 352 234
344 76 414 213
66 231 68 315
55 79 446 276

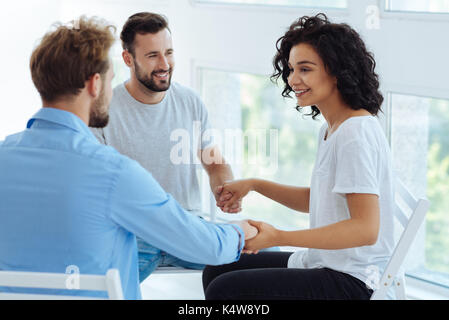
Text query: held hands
242 220 279 254
229 220 258 240
230 219 279 254
215 179 254 213
214 185 242 213
218 180 279 254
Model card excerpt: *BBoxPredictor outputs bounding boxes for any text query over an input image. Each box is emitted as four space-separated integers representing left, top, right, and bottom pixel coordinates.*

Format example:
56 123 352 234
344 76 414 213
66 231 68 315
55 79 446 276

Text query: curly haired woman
203 13 395 300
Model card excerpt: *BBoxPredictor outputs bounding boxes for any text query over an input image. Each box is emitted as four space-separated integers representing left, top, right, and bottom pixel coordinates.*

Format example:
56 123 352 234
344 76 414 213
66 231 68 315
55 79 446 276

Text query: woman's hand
216 179 255 213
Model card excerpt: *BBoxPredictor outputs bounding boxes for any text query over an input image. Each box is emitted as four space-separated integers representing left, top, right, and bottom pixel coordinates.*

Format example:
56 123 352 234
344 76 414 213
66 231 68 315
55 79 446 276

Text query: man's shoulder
170 82 202 102
84 139 132 169
112 82 127 94
110 82 127 104
0 132 21 147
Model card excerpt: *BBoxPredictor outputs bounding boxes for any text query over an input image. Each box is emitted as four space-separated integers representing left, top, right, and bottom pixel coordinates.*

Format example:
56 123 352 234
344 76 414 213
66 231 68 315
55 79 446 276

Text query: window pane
391 93 449 288
200 68 324 231
386 0 449 14
195 0 347 9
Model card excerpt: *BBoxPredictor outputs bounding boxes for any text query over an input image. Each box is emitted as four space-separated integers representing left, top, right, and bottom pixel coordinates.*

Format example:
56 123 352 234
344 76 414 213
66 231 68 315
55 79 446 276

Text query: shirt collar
27 107 98 142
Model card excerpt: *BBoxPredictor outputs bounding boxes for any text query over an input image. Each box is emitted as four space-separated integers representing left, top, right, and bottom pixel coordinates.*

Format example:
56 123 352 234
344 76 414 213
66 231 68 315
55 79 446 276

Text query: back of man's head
120 12 170 57
30 16 116 103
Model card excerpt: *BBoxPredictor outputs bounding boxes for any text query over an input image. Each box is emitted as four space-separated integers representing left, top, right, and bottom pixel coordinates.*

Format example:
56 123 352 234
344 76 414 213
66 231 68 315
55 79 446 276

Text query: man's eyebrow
144 51 159 56
145 49 174 56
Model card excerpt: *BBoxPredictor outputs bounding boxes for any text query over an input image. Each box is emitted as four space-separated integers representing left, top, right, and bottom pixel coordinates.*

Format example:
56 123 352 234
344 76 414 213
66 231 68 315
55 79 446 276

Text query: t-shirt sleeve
197 98 216 151
108 158 243 265
332 139 380 196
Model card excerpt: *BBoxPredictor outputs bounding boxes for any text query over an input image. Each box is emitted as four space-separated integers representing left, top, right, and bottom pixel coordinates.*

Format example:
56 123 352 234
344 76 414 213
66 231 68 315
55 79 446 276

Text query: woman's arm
245 193 380 251
253 179 310 214
217 178 310 214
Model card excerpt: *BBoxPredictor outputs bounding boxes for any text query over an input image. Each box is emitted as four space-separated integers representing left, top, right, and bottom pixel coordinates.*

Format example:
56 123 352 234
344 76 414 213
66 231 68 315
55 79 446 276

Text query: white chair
0 269 124 300
370 179 430 300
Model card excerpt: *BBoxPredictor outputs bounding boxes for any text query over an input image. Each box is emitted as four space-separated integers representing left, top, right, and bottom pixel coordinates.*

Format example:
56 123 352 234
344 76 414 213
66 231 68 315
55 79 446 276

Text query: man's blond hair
30 16 116 102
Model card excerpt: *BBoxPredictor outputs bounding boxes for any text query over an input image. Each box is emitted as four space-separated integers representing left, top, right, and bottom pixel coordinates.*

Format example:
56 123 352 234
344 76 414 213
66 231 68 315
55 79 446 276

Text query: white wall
3 0 448 140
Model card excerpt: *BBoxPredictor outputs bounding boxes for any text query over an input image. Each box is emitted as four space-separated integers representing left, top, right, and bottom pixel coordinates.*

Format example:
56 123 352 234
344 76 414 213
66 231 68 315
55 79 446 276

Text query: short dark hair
271 13 383 119
30 16 116 102
120 12 170 56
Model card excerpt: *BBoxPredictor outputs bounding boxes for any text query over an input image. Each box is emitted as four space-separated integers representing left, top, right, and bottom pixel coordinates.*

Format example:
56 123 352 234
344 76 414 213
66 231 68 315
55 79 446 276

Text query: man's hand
216 179 254 213
214 185 242 213
229 220 258 240
243 220 279 252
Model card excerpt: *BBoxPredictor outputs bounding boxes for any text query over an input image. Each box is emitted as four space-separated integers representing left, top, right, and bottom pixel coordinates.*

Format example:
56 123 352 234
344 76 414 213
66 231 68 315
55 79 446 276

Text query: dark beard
135 61 172 93
89 111 109 128
89 88 109 128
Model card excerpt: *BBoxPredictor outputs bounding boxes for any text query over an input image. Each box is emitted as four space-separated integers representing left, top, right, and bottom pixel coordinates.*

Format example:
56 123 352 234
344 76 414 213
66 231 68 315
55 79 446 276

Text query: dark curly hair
271 13 383 119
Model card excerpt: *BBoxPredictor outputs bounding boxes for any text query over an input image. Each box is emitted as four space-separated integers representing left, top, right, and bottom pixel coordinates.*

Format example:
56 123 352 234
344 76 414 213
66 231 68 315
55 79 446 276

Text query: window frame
386 90 449 289
195 62 449 299
384 85 449 143
190 0 349 15
192 58 275 222
381 0 449 22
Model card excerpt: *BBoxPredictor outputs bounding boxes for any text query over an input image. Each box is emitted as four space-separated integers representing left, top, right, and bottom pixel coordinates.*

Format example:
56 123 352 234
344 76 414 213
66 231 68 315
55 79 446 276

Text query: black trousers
202 252 373 300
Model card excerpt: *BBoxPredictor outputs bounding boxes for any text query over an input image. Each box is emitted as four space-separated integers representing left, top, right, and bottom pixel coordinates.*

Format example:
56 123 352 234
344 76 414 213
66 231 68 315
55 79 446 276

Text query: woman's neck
318 96 371 139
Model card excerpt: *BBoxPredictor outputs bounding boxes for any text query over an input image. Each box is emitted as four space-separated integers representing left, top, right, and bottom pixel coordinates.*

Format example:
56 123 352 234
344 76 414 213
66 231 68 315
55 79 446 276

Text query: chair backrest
370 178 430 300
0 269 124 300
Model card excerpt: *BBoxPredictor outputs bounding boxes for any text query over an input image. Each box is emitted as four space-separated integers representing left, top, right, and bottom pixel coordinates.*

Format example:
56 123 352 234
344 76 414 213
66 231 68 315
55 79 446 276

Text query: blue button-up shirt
0 108 243 299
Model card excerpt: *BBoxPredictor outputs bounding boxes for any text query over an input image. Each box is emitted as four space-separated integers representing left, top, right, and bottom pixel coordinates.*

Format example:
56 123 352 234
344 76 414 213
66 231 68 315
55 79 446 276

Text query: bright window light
386 0 449 14
390 93 449 288
199 68 324 231
195 0 347 9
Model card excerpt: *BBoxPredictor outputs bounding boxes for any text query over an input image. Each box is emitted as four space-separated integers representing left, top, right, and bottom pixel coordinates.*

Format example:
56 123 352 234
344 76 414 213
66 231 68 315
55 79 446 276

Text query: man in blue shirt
0 17 255 299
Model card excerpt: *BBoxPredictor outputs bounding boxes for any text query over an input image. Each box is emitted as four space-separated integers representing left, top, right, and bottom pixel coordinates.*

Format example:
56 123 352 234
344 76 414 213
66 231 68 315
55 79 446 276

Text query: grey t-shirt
91 81 214 212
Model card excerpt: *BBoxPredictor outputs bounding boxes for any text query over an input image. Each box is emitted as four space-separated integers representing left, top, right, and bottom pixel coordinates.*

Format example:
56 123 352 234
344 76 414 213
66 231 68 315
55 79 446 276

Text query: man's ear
122 50 133 67
87 73 102 99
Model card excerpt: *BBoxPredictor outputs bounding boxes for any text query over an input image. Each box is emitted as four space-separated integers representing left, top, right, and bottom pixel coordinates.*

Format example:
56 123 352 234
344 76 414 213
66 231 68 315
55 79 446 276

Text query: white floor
140 272 205 300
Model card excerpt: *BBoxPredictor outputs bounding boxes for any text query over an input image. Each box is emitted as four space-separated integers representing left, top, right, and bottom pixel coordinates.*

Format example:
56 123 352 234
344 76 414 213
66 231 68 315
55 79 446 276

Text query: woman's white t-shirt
287 116 396 290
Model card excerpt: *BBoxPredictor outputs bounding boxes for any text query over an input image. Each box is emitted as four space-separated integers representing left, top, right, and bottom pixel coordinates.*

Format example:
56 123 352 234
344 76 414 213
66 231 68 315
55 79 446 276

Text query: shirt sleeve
197 99 216 151
108 158 243 265
332 139 380 196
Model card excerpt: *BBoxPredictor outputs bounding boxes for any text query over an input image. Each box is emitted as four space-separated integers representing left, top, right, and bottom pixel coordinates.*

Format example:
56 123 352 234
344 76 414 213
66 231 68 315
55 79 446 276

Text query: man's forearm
207 163 234 191
200 146 234 192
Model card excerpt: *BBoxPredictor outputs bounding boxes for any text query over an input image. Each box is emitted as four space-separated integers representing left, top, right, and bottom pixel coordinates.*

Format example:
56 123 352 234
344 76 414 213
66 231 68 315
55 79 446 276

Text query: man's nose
158 55 170 70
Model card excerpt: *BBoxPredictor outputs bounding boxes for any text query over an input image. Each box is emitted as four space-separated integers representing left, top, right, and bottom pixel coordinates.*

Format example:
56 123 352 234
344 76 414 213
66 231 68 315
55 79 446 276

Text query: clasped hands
214 179 278 254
